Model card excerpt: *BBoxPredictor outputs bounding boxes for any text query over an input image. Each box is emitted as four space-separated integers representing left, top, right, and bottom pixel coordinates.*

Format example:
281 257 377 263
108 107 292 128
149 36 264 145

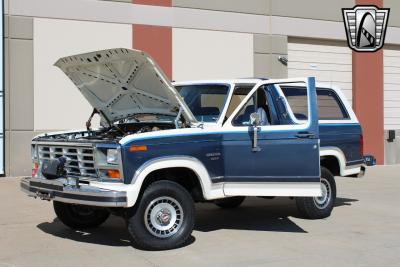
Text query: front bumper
20 177 127 207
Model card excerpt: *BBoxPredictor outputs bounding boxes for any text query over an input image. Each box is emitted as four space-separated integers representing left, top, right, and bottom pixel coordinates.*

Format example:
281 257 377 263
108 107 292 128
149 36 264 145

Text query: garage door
288 41 352 106
384 49 400 130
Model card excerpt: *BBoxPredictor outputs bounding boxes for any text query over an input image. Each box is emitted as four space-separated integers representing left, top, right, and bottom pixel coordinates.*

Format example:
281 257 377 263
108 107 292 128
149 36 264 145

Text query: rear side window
280 86 349 120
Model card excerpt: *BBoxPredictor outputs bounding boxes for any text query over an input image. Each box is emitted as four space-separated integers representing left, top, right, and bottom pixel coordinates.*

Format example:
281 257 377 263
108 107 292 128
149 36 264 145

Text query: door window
232 88 271 126
225 86 252 119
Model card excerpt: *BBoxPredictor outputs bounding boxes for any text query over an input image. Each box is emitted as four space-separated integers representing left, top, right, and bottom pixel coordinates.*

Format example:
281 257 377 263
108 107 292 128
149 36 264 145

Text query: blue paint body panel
116 79 363 184
121 133 224 183
120 78 333 184
319 123 362 165
120 123 362 184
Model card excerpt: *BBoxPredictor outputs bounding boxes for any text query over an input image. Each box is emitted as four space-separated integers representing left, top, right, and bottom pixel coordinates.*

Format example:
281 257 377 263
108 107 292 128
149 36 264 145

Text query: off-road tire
214 196 246 209
126 180 195 251
53 201 110 229
296 167 336 219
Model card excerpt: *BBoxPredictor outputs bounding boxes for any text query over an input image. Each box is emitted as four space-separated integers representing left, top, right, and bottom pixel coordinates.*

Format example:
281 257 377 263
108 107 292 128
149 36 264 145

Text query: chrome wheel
144 196 183 238
313 178 332 209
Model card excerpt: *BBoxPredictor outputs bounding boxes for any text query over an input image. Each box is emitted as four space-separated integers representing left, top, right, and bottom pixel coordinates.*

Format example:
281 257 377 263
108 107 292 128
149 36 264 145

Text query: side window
232 88 271 126
225 86 252 119
279 86 308 120
317 89 349 119
280 86 349 120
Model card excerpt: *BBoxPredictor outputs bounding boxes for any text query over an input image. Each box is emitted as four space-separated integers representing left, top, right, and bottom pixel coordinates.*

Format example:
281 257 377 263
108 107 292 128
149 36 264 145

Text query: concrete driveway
0 166 399 267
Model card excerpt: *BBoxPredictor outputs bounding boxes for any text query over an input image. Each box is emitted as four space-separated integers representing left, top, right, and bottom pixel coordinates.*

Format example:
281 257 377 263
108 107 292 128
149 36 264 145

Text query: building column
352 0 384 164
132 0 172 79
253 34 288 79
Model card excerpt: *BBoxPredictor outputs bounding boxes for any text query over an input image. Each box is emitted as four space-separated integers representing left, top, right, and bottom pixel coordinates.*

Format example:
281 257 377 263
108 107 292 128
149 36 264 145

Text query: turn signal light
107 169 121 179
32 163 39 177
129 145 147 152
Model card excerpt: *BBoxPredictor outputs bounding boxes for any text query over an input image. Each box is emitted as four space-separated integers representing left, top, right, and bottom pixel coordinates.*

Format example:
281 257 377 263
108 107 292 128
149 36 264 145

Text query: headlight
106 149 119 165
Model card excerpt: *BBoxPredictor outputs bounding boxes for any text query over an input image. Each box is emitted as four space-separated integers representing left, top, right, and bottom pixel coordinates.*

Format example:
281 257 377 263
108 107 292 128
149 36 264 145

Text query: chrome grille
38 144 97 177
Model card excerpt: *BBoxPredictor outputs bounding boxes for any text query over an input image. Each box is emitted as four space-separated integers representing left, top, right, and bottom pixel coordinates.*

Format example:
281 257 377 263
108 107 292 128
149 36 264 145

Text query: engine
34 122 175 143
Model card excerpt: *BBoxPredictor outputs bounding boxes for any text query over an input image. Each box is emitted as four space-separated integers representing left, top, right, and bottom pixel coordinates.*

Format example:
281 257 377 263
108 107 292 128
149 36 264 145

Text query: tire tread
126 180 195 250
295 167 337 219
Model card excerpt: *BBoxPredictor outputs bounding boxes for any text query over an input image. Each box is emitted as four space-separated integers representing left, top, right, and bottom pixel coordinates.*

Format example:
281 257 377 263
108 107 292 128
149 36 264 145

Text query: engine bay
34 122 176 143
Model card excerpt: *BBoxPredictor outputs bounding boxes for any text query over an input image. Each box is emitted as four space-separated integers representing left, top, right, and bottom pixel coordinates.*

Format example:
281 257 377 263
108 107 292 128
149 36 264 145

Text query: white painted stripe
224 182 322 197
8 0 400 45
271 16 346 41
172 7 268 34
9 0 269 34
10 0 173 27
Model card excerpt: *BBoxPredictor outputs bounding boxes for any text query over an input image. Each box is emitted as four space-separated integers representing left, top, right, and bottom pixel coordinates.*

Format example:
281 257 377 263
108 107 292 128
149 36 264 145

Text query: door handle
295 132 315 138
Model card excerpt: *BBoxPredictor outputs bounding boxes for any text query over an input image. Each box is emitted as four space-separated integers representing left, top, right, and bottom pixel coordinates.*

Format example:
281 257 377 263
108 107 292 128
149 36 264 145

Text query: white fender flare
130 156 224 204
320 147 360 176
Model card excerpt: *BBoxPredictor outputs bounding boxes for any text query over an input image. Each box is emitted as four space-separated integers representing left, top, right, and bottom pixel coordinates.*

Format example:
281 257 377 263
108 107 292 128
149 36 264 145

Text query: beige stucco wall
4 16 132 176
172 28 254 81
4 0 400 176
33 18 132 131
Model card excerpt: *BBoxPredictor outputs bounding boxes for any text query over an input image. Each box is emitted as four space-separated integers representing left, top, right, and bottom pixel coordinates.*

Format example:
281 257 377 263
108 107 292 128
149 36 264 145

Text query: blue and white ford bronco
21 48 365 250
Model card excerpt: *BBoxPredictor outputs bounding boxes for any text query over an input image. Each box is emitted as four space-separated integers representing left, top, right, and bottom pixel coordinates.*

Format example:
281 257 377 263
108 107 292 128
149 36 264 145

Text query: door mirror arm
250 113 262 152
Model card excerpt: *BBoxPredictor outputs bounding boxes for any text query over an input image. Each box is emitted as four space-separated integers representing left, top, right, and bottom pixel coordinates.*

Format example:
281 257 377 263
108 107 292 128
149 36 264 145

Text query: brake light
360 134 364 157
32 163 39 177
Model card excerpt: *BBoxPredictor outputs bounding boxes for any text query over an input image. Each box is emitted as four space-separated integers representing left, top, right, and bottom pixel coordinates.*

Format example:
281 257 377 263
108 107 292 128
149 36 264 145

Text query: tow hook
34 191 53 201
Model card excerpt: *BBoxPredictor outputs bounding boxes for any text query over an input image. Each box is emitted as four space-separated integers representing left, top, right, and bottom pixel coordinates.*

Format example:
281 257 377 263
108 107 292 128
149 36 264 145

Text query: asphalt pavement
0 165 399 267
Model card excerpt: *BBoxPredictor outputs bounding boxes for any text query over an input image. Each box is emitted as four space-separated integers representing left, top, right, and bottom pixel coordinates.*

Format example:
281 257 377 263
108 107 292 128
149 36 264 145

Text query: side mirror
250 112 261 152
250 112 261 126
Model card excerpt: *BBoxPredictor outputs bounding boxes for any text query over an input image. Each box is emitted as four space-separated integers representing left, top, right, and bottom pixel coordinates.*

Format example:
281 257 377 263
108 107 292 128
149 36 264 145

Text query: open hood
55 48 197 124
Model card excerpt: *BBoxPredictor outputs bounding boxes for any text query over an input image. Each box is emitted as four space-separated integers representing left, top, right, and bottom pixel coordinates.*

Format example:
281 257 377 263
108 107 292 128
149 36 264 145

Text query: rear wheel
214 196 246 209
296 167 336 219
126 180 195 250
53 201 110 229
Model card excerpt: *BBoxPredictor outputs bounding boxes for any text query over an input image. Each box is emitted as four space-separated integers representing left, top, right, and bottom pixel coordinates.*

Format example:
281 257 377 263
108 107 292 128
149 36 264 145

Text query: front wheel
296 167 336 219
126 180 195 250
53 201 110 229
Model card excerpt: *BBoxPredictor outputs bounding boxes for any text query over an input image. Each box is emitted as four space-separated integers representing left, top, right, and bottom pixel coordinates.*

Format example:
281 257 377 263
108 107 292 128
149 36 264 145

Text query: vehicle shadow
37 216 132 247
335 197 359 207
195 197 304 233
195 196 358 232
37 215 196 249
36 197 358 248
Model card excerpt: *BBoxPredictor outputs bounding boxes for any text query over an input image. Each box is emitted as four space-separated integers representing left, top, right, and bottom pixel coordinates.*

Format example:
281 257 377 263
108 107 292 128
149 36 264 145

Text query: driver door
222 78 321 197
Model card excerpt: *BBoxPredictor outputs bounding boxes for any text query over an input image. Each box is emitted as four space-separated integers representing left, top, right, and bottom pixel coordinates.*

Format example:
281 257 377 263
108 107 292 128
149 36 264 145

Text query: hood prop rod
88 109 127 136
99 110 127 136
86 108 98 132
174 107 183 129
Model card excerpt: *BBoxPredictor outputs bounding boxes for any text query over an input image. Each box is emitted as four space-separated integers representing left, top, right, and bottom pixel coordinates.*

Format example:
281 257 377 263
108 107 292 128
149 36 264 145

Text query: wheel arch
320 147 346 176
130 156 221 204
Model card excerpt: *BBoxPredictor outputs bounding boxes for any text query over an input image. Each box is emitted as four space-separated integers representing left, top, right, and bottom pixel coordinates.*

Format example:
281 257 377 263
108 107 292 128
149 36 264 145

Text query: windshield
175 84 230 122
